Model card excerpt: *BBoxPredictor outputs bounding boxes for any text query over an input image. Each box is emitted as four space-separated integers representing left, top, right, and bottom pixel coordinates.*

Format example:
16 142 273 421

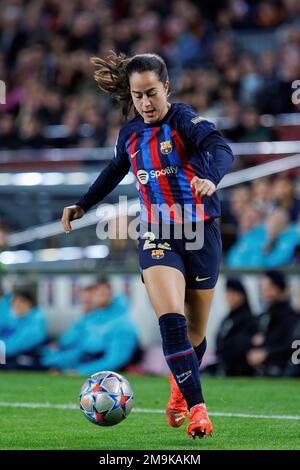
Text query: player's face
129 71 170 124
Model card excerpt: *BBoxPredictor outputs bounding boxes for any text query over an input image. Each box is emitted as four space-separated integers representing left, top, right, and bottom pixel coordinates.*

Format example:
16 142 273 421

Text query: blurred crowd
213 271 300 377
0 0 300 150
0 278 140 374
0 173 299 268
223 175 300 267
1 271 300 377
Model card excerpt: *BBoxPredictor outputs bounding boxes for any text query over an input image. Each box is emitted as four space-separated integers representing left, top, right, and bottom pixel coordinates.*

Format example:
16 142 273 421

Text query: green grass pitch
0 371 299 450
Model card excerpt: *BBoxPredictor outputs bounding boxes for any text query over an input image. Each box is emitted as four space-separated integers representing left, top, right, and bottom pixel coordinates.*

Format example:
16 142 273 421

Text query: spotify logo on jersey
137 166 178 185
137 169 149 185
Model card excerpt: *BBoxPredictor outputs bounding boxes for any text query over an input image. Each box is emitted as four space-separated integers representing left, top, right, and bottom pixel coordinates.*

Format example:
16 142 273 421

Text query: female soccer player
61 52 234 439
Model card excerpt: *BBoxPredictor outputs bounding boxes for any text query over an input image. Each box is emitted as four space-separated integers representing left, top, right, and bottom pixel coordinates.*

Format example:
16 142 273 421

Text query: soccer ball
79 371 134 426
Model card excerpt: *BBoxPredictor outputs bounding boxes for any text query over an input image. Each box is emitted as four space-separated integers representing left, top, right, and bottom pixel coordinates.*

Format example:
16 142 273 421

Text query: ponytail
90 51 132 117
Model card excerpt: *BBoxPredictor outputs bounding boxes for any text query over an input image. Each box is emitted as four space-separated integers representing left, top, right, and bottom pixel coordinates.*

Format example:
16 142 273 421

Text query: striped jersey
77 102 234 224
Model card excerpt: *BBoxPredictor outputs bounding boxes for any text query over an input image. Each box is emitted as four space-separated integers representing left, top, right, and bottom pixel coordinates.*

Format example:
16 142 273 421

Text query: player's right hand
61 205 85 233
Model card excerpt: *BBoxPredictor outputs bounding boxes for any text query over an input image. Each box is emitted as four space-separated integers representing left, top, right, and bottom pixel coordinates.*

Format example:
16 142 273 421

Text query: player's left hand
190 177 216 197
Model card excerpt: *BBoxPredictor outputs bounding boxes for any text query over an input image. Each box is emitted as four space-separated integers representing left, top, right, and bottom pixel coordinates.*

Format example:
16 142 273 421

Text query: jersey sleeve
177 105 217 147
201 132 234 186
76 132 130 212
177 105 234 186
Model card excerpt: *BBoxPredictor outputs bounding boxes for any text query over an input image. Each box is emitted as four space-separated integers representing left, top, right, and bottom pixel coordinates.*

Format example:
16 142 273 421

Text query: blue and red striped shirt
77 102 234 223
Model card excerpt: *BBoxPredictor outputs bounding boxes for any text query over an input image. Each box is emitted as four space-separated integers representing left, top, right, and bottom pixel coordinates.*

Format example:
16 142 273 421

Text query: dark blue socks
159 313 204 409
194 337 207 367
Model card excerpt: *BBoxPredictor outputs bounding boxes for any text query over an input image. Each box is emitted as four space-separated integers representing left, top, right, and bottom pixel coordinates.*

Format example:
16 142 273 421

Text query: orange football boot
165 373 188 427
186 403 213 438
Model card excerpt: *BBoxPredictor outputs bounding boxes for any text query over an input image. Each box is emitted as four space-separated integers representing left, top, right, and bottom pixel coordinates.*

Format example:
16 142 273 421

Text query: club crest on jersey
151 249 165 259
160 140 172 155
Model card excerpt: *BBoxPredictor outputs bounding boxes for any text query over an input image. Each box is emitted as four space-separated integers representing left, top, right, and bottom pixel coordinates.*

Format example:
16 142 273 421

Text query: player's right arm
61 132 130 233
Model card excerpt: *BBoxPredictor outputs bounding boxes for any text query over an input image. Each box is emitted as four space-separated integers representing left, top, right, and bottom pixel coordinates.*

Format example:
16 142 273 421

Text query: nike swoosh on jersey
130 149 140 158
195 276 211 282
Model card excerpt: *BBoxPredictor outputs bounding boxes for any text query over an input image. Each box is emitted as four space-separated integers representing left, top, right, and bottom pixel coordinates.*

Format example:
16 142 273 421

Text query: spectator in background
226 205 264 267
41 279 139 376
252 177 274 217
72 279 139 376
0 282 15 337
237 107 275 143
41 283 95 357
239 54 263 107
226 208 299 268
247 270 298 376
293 222 300 265
262 208 300 267
3 288 47 369
228 185 252 229
40 283 100 369
272 176 300 223
18 114 48 149
35 88 65 126
216 278 257 376
0 113 20 150
0 221 10 271
0 220 10 250
80 106 107 147
239 205 263 236
2 0 297 151
221 184 254 250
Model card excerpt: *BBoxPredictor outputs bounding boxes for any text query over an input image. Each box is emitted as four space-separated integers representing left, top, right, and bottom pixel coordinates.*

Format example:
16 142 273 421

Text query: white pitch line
208 411 300 421
0 401 77 410
0 402 299 421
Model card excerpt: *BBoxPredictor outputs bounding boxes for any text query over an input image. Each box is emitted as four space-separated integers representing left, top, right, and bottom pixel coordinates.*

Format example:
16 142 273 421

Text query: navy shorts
138 219 222 289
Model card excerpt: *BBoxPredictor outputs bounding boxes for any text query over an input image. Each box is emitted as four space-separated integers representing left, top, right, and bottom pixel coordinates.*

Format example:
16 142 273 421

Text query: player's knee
154 299 185 318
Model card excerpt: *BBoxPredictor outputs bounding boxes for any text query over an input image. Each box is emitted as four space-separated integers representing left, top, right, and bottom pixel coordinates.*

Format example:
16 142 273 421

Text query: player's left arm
178 108 234 197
